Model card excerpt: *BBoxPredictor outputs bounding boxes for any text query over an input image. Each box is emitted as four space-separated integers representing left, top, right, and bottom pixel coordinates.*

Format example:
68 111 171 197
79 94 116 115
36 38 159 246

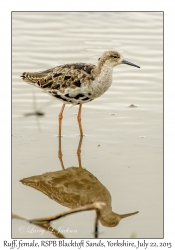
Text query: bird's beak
122 59 140 68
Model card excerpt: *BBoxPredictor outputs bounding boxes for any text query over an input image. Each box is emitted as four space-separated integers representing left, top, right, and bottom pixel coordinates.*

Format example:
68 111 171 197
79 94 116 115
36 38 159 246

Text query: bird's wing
21 63 96 92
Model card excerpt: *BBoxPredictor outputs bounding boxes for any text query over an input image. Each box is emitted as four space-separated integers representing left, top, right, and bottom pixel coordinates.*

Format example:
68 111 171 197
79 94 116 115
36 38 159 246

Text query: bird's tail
21 72 53 89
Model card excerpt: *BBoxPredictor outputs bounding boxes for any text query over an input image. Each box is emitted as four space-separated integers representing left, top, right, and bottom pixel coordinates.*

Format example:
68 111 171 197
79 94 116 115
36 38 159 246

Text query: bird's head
98 50 140 69
99 210 139 227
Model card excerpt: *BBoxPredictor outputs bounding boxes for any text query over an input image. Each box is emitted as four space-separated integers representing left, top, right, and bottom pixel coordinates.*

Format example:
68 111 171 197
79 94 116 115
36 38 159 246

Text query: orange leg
77 104 83 136
58 104 65 136
58 134 65 170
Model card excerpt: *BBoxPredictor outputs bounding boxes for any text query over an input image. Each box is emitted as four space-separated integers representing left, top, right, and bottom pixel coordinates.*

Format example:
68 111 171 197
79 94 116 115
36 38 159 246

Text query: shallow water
12 12 163 238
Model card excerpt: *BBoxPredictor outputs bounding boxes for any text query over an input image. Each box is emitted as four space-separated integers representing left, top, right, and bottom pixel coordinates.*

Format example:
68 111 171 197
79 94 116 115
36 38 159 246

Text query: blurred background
12 12 163 238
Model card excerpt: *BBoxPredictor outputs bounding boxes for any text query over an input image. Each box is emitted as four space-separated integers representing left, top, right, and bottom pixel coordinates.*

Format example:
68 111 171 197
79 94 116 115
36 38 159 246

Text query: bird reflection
20 136 138 227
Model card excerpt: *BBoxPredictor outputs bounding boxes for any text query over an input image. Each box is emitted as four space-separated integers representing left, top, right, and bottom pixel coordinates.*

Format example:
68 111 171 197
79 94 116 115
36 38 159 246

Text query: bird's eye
98 57 101 61
113 55 118 58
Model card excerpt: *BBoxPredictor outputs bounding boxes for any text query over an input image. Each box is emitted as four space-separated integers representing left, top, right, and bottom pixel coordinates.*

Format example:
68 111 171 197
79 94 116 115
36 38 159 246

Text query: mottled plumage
21 63 96 105
21 50 140 135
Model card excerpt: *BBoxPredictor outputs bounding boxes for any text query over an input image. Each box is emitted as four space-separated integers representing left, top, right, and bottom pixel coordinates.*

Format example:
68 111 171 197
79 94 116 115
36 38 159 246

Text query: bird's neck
93 63 114 78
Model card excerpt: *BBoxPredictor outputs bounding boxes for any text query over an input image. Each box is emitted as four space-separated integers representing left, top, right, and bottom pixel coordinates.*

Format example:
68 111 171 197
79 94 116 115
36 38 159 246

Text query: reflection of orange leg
77 104 83 136
58 104 65 136
95 209 100 238
77 136 83 168
58 134 65 170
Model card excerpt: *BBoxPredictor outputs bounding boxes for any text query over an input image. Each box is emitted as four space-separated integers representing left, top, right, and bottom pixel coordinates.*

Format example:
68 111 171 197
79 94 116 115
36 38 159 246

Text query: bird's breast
87 66 113 98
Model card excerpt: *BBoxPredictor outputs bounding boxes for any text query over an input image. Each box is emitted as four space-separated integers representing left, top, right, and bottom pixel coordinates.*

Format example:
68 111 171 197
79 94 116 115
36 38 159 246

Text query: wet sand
12 12 163 238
